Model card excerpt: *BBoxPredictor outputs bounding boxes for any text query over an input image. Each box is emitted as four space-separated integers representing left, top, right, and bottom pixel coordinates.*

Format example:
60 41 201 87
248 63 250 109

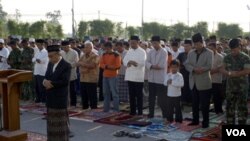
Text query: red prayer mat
95 113 143 125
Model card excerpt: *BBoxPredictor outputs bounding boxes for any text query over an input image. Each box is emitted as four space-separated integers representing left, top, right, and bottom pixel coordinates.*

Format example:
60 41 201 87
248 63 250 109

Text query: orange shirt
100 52 121 77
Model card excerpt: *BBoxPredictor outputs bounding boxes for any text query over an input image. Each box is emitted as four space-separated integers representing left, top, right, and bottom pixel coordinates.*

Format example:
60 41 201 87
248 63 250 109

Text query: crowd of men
0 32 250 140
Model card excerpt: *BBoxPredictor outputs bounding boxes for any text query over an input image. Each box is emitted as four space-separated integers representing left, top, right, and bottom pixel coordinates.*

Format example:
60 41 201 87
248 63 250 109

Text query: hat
79 45 85 49
151 36 161 42
130 35 140 41
61 41 70 46
171 41 179 47
0 39 4 44
192 33 203 43
229 38 240 49
9 40 17 46
21 39 29 44
47 45 61 52
184 39 192 45
36 39 45 43
104 42 113 48
29 38 35 43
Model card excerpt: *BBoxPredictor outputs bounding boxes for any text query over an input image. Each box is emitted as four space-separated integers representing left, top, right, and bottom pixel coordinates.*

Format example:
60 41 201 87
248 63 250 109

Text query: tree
126 26 139 37
191 22 209 38
46 10 62 25
142 22 171 40
29 21 47 38
143 22 162 39
7 20 20 35
89 19 114 36
19 22 30 37
0 0 7 21
0 0 8 36
170 23 190 40
77 21 89 38
114 22 124 38
216 23 243 39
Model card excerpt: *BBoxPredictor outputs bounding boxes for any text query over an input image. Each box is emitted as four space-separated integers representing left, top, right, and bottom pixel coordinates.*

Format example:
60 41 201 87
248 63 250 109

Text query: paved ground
20 111 158 141
19 102 196 141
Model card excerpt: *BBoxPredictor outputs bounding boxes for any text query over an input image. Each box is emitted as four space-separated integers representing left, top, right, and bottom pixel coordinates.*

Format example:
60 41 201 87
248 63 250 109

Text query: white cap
29 38 35 42
0 39 4 44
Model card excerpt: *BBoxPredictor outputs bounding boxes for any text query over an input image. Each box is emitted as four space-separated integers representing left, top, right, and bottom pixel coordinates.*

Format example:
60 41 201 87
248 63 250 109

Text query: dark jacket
45 58 71 109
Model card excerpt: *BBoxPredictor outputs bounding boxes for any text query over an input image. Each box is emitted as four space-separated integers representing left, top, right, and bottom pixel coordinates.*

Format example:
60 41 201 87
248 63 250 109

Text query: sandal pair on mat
113 130 142 138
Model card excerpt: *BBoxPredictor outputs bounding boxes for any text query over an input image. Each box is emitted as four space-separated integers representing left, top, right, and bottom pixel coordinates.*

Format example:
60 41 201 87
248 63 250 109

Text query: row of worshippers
1 33 249 128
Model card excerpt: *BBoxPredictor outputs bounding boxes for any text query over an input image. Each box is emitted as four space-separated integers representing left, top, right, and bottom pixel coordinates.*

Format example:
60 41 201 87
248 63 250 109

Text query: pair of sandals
113 130 142 138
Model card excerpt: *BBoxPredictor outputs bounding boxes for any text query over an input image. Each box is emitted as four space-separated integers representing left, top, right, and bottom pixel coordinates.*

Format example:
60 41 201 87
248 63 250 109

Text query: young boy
164 60 184 124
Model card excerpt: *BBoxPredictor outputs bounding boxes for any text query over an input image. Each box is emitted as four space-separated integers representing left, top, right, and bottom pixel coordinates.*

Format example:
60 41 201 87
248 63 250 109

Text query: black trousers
166 96 182 122
128 81 144 115
192 85 211 126
181 78 192 103
98 68 104 101
69 80 77 106
80 82 98 109
211 83 223 114
148 83 168 118
34 75 46 103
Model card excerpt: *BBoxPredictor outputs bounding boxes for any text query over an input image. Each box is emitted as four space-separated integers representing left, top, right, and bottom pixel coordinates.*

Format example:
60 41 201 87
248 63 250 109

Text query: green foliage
89 19 114 36
126 26 140 37
46 10 62 25
77 21 89 38
216 22 243 39
192 22 209 38
7 20 20 35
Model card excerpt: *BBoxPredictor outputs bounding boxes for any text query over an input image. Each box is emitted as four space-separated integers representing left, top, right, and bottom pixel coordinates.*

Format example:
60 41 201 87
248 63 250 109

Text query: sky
2 0 250 34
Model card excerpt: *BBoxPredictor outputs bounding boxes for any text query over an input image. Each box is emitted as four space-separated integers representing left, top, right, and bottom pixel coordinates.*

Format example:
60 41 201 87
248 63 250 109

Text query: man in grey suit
184 33 213 128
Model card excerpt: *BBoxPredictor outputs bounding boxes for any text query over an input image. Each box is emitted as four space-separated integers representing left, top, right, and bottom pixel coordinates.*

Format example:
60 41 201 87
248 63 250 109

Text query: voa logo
226 129 246 136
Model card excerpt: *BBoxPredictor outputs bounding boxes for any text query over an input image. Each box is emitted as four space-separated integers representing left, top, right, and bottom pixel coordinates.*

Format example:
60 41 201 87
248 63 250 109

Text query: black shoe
147 114 153 118
188 122 199 126
69 131 74 138
202 124 209 128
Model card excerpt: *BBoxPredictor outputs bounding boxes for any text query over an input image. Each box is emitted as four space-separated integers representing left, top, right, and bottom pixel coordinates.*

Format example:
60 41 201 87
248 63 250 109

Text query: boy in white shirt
164 60 184 124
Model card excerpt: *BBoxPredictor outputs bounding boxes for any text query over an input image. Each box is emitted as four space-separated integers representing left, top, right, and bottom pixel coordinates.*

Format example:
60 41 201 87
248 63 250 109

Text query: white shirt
53 57 62 72
0 47 10 70
32 48 48 76
171 50 180 60
164 72 184 97
61 49 79 81
123 47 146 82
178 46 185 53
33 46 39 55
211 52 223 83
146 47 168 84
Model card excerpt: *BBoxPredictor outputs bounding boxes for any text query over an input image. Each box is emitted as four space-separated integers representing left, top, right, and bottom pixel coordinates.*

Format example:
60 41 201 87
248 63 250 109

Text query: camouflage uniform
20 47 35 101
8 48 21 69
224 52 250 124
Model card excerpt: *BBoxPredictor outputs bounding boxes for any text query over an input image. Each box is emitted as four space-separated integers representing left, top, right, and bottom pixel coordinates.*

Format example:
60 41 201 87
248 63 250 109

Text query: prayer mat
209 112 219 120
122 120 152 127
70 108 121 122
210 114 225 124
95 113 142 125
191 126 221 141
20 103 45 112
174 120 202 132
155 130 192 141
26 131 47 141
43 110 82 117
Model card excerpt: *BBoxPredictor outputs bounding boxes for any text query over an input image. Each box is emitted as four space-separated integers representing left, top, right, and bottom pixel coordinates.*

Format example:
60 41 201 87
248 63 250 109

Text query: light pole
141 0 144 39
247 5 250 34
72 0 75 38
187 0 190 27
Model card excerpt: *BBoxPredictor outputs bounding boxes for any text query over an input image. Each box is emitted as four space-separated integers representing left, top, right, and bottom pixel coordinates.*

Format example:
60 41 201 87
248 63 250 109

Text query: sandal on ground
113 130 129 137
